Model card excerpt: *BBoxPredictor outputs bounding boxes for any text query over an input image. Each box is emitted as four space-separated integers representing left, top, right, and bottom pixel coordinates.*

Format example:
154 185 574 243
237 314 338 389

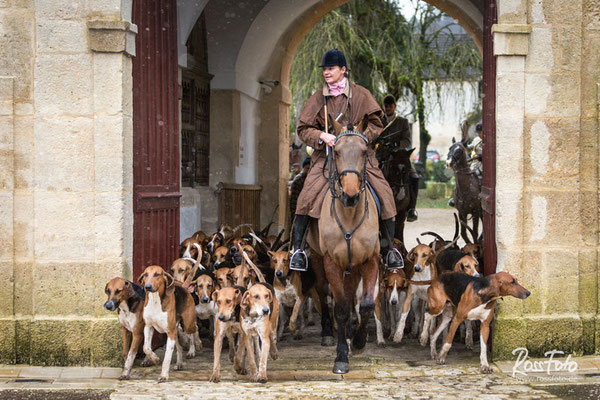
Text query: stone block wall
493 0 600 358
0 0 134 366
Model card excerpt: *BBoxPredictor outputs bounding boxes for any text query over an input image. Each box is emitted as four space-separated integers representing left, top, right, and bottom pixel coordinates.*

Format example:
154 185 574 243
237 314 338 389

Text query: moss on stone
90 319 122 367
30 320 92 366
492 317 527 360
15 318 31 364
0 319 16 364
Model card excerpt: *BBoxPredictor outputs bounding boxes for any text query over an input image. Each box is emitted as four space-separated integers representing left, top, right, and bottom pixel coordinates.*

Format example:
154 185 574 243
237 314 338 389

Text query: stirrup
385 248 404 270
289 249 309 272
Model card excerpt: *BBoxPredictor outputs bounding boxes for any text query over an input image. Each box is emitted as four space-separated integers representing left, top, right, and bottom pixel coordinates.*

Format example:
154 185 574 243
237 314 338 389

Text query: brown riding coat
295 82 396 220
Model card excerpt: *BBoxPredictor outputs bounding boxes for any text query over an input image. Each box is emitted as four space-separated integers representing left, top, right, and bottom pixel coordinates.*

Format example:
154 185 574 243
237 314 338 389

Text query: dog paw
480 365 493 374
209 373 220 383
376 341 386 348
436 356 446 365
392 333 403 344
234 365 247 375
466 341 474 350
118 374 130 381
158 376 168 383
419 336 428 347
252 374 268 383
186 351 195 359
175 363 184 371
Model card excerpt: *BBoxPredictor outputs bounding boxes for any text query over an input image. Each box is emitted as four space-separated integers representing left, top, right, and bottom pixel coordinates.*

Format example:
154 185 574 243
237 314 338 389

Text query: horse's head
446 137 469 171
331 115 370 207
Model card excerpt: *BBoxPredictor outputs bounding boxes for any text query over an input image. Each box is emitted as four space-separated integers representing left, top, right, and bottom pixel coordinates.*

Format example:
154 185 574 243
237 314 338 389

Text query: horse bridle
328 130 370 275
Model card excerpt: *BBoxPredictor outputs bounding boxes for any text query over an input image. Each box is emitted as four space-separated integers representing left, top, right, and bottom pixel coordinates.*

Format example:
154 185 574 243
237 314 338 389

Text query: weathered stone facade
0 0 598 366
492 0 600 358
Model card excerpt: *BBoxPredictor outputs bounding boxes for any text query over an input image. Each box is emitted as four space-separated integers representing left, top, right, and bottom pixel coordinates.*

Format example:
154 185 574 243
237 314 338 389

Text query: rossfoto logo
511 347 579 382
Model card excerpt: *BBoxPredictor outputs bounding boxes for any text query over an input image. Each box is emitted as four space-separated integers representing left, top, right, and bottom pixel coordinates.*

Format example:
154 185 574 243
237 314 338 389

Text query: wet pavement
1 323 599 399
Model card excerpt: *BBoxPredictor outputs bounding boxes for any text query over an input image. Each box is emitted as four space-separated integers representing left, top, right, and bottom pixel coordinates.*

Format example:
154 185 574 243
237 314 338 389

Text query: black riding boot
407 176 419 222
380 218 404 270
290 215 310 271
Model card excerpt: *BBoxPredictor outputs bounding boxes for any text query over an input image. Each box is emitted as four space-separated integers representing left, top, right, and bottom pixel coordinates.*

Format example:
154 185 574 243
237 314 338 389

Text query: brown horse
306 116 380 374
446 138 482 244
378 147 415 243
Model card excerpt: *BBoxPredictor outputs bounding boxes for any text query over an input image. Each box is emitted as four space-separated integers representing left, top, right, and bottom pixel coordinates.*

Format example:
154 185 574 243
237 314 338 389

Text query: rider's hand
320 131 337 147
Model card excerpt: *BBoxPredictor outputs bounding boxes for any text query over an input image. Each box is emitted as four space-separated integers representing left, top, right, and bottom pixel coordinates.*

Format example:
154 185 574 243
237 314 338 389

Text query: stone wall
493 0 600 358
0 0 134 366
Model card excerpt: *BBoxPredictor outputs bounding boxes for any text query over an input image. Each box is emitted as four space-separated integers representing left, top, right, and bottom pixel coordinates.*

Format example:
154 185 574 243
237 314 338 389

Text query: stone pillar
0 0 135 366
493 0 599 358
0 77 15 363
258 83 291 233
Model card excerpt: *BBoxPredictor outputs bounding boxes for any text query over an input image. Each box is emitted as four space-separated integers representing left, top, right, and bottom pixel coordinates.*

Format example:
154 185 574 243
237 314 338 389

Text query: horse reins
328 130 370 275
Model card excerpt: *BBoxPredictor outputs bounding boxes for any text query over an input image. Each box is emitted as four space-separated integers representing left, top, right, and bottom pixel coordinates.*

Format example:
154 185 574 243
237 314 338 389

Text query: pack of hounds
103 217 530 383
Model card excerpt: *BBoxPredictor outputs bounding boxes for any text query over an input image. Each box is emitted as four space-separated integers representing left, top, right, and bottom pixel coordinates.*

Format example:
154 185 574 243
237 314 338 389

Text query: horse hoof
332 361 349 374
321 336 335 346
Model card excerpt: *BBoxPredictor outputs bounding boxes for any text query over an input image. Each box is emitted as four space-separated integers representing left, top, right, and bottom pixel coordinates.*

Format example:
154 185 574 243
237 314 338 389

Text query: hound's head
169 258 194 283
138 265 174 294
194 274 216 304
241 283 273 318
268 250 290 280
231 263 255 288
406 244 434 272
214 267 233 289
384 269 407 306
213 286 243 322
453 255 481 277
212 246 230 269
461 243 482 260
207 232 224 254
219 224 234 241
104 277 134 311
495 272 531 300
179 237 200 259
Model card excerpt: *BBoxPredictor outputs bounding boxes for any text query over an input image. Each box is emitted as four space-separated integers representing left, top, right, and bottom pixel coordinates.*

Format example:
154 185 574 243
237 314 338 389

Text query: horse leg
352 256 379 352
312 254 334 346
323 253 351 374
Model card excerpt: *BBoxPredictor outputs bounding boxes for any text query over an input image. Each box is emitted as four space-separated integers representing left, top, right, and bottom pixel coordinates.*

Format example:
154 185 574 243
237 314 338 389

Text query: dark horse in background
446 138 482 244
376 147 415 243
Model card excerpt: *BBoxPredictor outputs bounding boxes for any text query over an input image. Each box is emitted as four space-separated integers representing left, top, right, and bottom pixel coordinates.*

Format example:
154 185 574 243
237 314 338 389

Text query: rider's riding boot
290 215 310 271
406 177 419 222
380 218 404 270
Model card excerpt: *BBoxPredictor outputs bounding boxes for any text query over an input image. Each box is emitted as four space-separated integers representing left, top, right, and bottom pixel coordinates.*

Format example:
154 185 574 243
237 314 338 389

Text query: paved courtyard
2 321 599 399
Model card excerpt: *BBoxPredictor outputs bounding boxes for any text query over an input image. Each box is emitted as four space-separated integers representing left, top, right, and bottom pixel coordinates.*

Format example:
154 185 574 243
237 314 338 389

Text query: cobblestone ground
3 323 599 399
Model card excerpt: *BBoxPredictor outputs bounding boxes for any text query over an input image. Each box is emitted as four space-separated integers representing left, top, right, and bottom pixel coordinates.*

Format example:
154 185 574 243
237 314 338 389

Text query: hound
392 244 436 343
191 271 218 335
419 255 481 348
383 268 408 341
180 237 201 260
210 286 247 382
268 250 319 341
138 265 198 382
425 271 530 373
104 277 146 380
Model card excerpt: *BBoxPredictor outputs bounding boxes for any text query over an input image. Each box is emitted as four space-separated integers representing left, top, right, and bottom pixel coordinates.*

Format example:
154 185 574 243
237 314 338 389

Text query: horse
446 138 482 244
306 115 380 374
378 147 415 243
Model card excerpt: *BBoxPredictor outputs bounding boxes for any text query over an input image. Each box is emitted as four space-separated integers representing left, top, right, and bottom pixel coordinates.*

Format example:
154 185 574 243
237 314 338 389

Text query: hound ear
357 114 369 133
407 249 416 263
267 250 275 259
212 290 219 303
266 290 273 304
241 291 249 307
164 272 174 288
332 119 344 135
452 137 456 144
104 283 109 293
137 274 145 285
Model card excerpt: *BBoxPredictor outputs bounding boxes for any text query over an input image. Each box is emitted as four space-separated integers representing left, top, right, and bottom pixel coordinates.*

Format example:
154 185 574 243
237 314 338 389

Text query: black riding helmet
319 49 348 69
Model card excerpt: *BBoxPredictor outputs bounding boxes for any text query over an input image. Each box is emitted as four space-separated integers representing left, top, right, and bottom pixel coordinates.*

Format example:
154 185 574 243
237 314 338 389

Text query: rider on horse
375 94 420 222
289 49 403 272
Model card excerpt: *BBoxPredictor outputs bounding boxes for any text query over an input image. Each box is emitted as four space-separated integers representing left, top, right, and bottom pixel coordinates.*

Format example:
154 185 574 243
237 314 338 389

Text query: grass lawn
416 196 452 209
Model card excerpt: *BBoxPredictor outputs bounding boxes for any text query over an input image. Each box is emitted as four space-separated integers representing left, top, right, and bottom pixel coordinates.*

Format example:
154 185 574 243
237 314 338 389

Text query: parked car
414 150 441 162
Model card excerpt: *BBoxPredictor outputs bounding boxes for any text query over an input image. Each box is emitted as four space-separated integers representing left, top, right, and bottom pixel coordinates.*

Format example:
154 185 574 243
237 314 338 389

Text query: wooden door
132 0 180 280
481 0 497 275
